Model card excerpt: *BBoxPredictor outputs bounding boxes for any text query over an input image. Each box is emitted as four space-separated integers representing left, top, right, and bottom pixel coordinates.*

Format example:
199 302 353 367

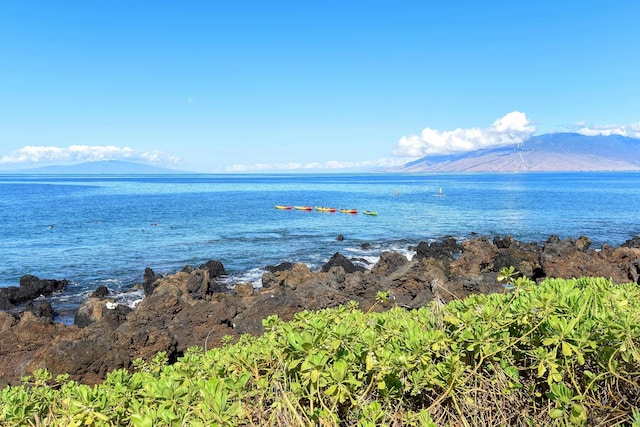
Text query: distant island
390 133 640 173
2 160 188 175
2 133 640 174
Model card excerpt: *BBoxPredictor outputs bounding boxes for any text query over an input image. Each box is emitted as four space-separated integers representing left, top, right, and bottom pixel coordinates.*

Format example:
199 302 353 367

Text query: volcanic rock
0 275 68 310
414 236 461 261
321 252 366 273
2 235 640 387
371 251 409 276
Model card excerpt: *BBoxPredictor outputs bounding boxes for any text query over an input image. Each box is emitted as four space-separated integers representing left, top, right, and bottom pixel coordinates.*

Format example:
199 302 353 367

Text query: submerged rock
0 275 68 311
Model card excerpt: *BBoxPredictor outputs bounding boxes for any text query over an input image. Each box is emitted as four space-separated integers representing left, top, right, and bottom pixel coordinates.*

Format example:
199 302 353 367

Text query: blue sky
1 1 639 173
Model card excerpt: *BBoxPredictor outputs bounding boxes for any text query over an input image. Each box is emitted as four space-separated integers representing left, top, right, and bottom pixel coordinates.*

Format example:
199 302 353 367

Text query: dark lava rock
415 236 461 261
199 260 226 278
321 252 366 273
24 301 55 321
265 262 295 273
186 268 222 299
621 236 640 248
0 275 68 310
372 251 409 276
91 286 111 299
143 267 163 297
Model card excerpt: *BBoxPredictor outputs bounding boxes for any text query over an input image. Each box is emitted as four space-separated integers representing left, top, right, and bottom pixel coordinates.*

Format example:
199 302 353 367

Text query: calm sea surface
1 172 639 323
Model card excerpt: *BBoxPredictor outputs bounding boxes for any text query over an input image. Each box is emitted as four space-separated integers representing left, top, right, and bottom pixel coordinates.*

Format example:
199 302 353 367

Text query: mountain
391 133 640 172
3 160 189 174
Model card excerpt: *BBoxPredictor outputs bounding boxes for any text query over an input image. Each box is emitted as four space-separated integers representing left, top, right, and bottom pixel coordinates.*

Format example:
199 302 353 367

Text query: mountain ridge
391 133 640 172
1 160 189 174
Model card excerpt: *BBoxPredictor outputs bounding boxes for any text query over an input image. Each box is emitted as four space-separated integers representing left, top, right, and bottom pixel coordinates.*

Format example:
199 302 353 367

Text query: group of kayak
275 205 378 216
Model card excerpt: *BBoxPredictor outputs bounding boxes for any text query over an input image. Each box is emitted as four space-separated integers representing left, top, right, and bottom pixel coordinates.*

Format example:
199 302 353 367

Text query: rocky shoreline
1 234 640 387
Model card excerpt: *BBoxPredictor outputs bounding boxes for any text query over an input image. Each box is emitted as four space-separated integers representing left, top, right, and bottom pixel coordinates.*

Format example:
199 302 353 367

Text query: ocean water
1 172 639 323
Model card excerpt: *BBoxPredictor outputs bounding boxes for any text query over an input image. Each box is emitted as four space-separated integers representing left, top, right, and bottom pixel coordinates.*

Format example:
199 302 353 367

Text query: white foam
113 288 145 309
222 267 266 289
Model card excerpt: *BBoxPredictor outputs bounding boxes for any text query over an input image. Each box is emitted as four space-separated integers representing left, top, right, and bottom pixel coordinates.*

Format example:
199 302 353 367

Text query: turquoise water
1 172 639 322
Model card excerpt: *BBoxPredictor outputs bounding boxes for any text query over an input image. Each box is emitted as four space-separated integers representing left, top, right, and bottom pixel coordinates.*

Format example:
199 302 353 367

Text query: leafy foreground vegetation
2 276 640 426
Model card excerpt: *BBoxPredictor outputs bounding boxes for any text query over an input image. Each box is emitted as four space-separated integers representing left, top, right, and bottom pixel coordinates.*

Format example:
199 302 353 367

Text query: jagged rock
372 251 409 276
541 237 640 282
181 265 196 274
261 270 285 289
621 236 640 248
186 269 222 299
282 263 315 289
0 311 76 388
493 244 542 280
0 275 68 310
383 259 439 308
414 236 461 261
265 262 295 273
262 263 313 289
143 267 163 296
24 301 55 321
450 237 498 277
91 286 111 299
74 297 131 328
38 330 131 385
0 311 17 333
234 283 254 297
542 235 590 256
575 235 592 251
321 252 366 273
199 260 226 278
493 235 517 249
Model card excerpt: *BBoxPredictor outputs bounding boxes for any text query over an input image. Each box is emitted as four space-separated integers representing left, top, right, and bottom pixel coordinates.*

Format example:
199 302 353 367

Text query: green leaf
287 358 302 371
549 408 564 419
570 403 588 425
130 414 154 427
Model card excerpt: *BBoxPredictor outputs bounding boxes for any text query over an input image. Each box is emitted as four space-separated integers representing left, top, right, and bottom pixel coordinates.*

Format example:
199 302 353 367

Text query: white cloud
393 111 537 157
0 145 180 166
224 157 411 173
571 122 640 138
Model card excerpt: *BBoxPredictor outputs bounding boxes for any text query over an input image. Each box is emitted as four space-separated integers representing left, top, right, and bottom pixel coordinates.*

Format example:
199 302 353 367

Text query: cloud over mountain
0 145 180 167
393 111 537 157
571 122 640 138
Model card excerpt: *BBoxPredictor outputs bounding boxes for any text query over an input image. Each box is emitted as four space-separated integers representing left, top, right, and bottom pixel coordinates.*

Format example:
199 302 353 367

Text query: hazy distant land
2 133 639 174
390 133 640 173
2 160 187 175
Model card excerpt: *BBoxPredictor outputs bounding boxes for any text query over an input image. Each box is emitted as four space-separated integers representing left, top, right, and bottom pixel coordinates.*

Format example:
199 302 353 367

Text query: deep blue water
1 172 639 323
